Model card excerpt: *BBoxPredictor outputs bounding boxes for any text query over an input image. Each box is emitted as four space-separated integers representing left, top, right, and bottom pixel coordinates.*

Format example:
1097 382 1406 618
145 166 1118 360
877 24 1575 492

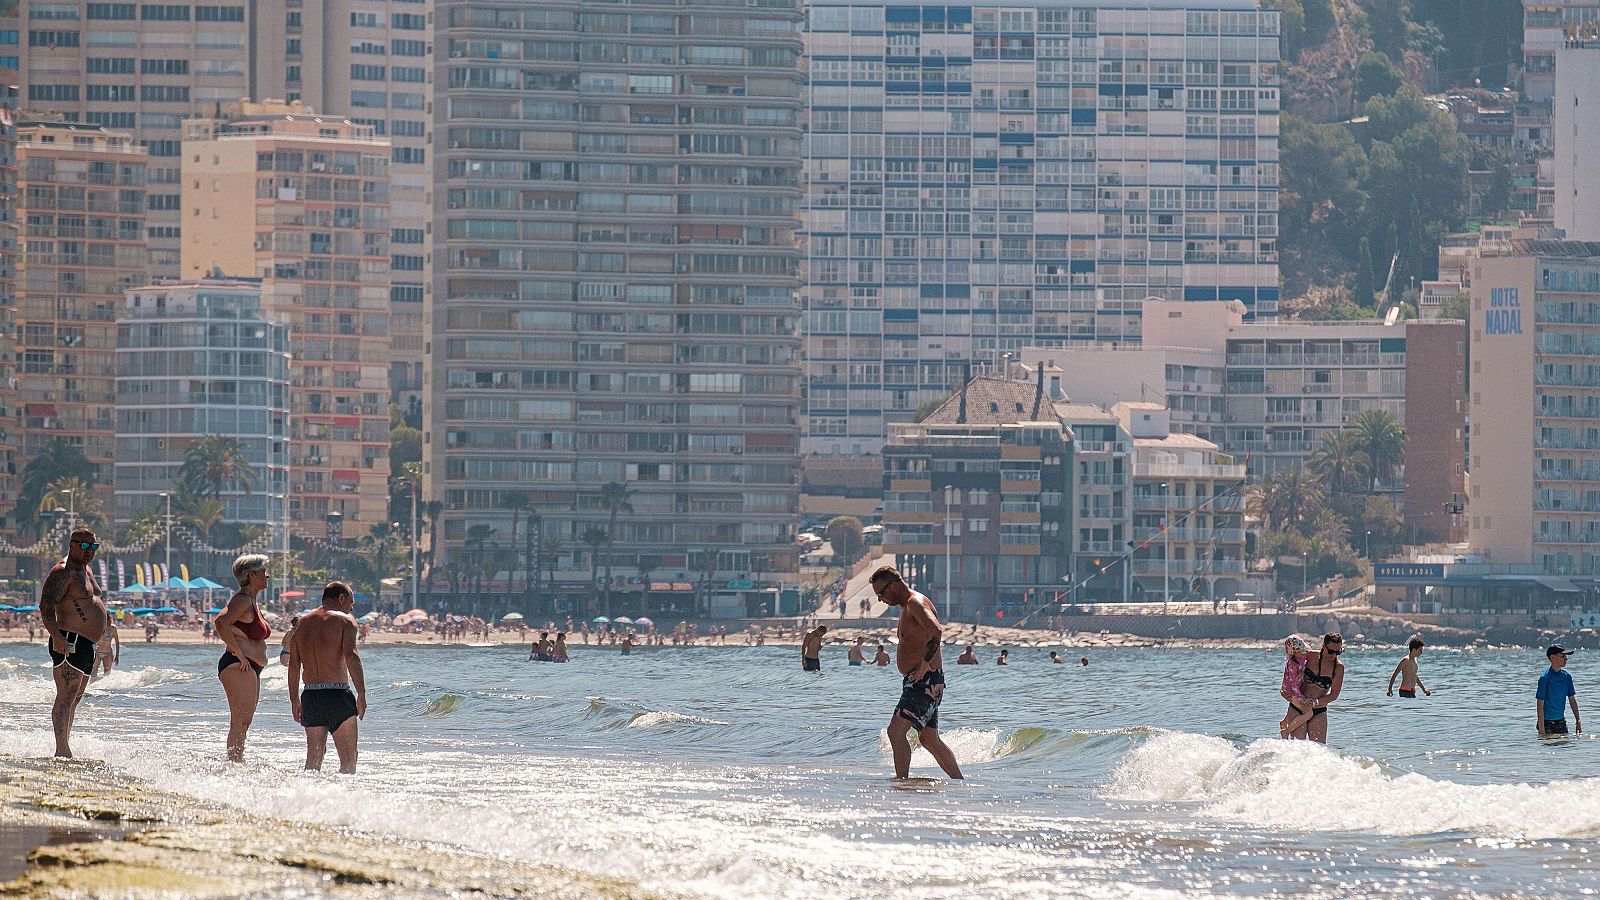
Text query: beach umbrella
401 608 427 618
203 608 225 615
13 604 37 612
591 616 610 623
0 604 13 611
613 616 633 624
133 609 160 617
156 578 190 590
120 583 155 594
154 606 181 614
634 617 654 627
358 611 380 623
501 612 525 622
190 577 226 590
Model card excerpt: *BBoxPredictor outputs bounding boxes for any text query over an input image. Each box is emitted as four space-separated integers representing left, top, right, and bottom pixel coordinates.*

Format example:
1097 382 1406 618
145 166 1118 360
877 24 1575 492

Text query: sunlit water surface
1 640 1596 897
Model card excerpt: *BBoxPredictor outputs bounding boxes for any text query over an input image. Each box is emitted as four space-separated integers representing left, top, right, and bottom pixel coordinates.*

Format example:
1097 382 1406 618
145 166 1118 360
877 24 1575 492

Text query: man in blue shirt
1537 645 1581 736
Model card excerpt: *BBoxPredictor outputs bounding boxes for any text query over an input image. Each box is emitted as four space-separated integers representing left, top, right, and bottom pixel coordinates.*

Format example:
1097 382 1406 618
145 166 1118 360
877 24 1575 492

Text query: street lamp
158 491 172 595
1161 481 1170 615
411 483 421 614
943 484 955 617
1365 529 1373 562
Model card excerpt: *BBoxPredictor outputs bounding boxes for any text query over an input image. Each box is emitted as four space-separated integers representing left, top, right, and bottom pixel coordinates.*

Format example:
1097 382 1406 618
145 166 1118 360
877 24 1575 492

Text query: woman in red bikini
215 553 273 762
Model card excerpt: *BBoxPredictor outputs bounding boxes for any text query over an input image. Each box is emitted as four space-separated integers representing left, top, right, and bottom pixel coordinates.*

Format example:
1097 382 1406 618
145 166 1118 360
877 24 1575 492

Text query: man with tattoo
870 565 963 780
38 529 109 758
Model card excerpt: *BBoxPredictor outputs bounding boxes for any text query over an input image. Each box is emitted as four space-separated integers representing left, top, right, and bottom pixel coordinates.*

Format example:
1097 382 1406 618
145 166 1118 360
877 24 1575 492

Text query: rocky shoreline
0 756 659 898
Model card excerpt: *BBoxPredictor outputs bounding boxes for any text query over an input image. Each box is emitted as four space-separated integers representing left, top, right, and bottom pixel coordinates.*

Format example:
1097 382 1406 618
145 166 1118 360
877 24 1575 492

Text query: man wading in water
39 529 109 758
871 565 963 780
288 581 367 773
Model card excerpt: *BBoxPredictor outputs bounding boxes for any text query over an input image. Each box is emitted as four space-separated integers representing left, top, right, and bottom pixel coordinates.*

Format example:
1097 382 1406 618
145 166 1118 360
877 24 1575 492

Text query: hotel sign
1484 287 1522 335
1374 562 1446 585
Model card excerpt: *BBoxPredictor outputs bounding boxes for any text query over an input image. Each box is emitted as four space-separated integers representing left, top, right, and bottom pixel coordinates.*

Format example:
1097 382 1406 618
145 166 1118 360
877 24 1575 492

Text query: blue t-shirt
1537 667 1576 720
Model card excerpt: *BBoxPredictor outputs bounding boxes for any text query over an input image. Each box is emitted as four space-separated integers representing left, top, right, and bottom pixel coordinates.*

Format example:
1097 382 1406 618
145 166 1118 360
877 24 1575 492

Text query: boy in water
1387 637 1432 699
1278 635 1316 738
1537 645 1581 736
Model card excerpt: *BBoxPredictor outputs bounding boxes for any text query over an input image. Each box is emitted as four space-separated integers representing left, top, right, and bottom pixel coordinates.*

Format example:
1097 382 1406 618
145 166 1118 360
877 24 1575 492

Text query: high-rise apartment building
0 82 20 533
1553 42 1600 241
15 120 147 512
180 107 391 536
1402 320 1467 544
801 0 1281 455
1470 240 1600 574
114 278 290 531
432 0 805 584
9 0 434 399
1524 1 1598 108
12 0 255 276
263 0 434 401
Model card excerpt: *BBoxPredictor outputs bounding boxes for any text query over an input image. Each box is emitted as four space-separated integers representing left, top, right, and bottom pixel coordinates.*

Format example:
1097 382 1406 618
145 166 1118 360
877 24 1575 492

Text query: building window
391 13 425 29
351 64 386 80
140 4 190 20
391 39 426 56
194 4 243 20
87 3 137 19
350 11 379 27
87 84 135 101
28 30 80 47
27 84 79 101
139 85 190 102
141 58 188 75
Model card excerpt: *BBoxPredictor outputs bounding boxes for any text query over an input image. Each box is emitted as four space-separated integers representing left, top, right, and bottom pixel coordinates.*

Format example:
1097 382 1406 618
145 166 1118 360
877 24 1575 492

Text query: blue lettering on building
1485 287 1522 335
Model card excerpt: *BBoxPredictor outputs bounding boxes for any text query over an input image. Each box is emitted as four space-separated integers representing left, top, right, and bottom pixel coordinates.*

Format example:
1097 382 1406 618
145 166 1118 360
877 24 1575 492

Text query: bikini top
1302 656 1335 688
237 600 270 641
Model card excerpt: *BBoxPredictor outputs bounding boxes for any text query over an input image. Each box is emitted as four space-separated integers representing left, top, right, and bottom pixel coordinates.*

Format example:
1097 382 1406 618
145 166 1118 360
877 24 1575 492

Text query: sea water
0 641 1596 897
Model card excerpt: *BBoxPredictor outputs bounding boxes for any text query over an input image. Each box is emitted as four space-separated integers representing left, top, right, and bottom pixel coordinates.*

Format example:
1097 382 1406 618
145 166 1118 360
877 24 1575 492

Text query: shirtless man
1387 637 1432 699
870 565 962 780
38 529 109 758
94 620 120 679
848 637 865 666
801 625 827 671
287 581 366 773
872 643 890 666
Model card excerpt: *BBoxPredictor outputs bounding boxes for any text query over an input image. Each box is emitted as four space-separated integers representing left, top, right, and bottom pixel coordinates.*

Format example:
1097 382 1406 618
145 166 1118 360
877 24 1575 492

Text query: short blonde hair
231 553 269 587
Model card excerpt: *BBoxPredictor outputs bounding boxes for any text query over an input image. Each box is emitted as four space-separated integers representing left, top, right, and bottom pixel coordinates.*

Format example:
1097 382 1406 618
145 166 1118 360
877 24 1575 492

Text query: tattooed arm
38 568 70 654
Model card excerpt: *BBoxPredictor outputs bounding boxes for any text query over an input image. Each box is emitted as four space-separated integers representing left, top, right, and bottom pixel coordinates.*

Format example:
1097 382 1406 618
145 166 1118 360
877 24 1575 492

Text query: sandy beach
0 755 658 898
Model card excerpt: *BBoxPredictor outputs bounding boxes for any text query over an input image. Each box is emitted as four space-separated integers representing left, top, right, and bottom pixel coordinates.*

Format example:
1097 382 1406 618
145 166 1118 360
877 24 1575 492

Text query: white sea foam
1106 731 1600 840
88 666 195 692
0 673 56 704
626 710 728 728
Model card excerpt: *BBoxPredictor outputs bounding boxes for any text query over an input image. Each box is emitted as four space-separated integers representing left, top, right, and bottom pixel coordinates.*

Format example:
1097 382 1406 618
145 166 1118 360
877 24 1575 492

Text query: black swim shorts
1398 688 1416 698
218 651 264 677
1288 702 1328 720
1544 718 1569 735
300 686 359 731
48 629 96 676
896 669 945 732
802 656 820 672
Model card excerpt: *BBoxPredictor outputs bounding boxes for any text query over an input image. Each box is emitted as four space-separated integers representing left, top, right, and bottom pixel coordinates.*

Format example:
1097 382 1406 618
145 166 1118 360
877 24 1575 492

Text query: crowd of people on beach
16 530 1588 783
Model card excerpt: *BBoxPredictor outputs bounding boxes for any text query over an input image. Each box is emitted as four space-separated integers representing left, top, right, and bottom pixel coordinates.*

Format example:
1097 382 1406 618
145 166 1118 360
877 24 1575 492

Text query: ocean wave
424 693 463 716
0 673 56 704
1106 730 1600 840
877 725 1075 768
626 710 730 729
89 666 196 692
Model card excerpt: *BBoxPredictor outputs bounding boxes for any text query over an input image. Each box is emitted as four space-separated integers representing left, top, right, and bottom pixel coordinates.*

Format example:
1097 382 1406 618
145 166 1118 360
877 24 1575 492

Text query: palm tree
464 525 495 593
499 491 531 596
1309 431 1369 495
599 481 633 611
1253 466 1325 533
15 439 96 536
636 560 654 617
179 435 257 499
421 500 444 580
579 526 610 608
1351 409 1405 494
540 533 565 595
38 477 104 529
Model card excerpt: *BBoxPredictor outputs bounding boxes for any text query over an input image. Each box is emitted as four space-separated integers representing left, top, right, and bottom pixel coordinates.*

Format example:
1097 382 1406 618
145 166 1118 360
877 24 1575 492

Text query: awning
333 469 360 481
1537 576 1583 593
334 416 360 428
25 403 56 417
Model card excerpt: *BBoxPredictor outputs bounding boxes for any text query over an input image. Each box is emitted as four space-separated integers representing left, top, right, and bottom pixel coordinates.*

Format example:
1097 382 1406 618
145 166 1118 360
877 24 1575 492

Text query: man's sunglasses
871 579 899 596
76 541 100 552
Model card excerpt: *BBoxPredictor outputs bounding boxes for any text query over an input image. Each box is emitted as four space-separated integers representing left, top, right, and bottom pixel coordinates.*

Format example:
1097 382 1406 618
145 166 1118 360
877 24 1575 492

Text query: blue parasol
190 577 227 590
154 606 181 614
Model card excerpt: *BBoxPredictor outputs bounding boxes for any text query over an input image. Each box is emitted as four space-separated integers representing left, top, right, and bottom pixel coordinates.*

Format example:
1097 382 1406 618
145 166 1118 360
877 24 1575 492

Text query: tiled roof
920 376 1046 426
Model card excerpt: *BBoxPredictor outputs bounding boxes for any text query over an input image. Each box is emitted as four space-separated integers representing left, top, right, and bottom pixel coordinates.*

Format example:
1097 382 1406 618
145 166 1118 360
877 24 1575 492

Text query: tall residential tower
801 0 1280 455
432 0 805 586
